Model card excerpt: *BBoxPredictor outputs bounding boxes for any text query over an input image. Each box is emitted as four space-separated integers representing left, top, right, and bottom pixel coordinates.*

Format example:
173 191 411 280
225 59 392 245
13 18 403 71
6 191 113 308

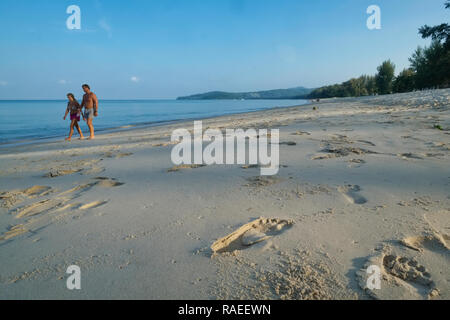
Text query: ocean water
0 99 307 145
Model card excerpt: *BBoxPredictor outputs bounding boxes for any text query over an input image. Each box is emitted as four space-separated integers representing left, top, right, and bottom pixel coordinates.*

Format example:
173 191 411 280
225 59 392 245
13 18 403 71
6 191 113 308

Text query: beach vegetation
393 68 416 93
375 60 396 95
307 1 450 99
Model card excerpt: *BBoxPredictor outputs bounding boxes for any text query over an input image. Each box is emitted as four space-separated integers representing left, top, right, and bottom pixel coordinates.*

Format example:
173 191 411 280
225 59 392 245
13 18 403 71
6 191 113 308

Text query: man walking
81 84 99 140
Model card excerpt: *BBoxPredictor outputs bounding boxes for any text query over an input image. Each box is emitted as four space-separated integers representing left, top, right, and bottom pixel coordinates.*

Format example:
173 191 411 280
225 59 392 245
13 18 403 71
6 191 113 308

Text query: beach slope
0 89 449 299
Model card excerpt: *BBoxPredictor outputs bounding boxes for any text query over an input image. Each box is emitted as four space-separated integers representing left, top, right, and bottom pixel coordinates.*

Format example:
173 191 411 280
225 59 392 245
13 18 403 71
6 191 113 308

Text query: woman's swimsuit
67 101 81 121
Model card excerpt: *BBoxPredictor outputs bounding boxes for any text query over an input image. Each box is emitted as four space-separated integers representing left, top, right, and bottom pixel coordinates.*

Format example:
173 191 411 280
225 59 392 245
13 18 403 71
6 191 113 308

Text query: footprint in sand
291 131 311 136
279 141 297 146
13 198 69 219
115 152 133 159
0 178 122 241
338 185 367 204
1 199 106 241
357 247 438 300
167 164 206 172
400 233 449 253
60 178 124 197
315 146 376 160
22 186 52 198
0 191 21 208
245 176 284 188
79 200 108 210
356 140 376 147
0 186 53 208
97 149 127 159
44 169 82 178
311 146 375 160
211 217 294 253
94 177 125 187
241 164 259 169
0 197 72 241
152 140 181 147
0 225 28 241
82 166 105 175
59 183 97 197
383 254 433 286
311 153 337 160
382 254 436 298
347 159 366 168
397 153 423 160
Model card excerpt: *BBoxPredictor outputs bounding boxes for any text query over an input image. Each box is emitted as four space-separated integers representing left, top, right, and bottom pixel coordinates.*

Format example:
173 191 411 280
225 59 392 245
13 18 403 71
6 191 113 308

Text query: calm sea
0 99 307 146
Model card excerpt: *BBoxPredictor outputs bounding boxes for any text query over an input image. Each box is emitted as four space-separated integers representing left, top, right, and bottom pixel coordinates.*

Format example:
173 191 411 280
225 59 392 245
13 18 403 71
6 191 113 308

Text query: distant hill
177 87 313 100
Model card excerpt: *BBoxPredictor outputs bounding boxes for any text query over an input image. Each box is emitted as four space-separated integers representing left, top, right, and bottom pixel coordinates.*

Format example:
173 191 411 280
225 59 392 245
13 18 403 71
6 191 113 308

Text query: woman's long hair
67 93 79 105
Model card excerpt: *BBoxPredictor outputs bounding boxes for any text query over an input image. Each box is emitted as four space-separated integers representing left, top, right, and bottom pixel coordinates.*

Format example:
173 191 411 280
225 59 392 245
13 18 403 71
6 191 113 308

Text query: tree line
307 1 450 99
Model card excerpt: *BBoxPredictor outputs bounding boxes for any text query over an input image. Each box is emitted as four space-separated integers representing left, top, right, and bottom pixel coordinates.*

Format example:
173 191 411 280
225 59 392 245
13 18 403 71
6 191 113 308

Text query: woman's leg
66 119 75 141
74 121 84 139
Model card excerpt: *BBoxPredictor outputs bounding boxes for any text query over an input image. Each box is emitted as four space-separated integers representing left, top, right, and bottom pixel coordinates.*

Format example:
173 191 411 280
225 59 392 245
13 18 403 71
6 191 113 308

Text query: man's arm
79 99 86 120
80 95 85 109
93 93 99 115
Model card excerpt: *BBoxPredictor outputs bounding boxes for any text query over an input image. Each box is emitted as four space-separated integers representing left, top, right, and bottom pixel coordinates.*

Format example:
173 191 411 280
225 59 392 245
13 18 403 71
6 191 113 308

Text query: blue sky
0 0 448 99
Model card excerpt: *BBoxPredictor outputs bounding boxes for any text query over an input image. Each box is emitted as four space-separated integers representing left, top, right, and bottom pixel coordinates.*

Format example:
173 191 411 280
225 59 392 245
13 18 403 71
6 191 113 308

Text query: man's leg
87 118 95 139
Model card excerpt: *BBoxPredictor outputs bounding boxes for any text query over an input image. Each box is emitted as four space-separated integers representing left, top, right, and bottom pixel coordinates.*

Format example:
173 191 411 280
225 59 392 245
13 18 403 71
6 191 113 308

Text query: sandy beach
0 89 449 300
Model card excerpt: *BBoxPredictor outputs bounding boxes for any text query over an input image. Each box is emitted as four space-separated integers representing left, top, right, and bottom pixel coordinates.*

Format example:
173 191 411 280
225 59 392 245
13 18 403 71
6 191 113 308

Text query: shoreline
0 89 449 299
0 100 309 149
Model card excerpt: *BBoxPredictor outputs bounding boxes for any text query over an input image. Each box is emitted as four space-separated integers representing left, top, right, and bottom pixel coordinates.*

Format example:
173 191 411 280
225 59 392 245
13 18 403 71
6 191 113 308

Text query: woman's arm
77 102 86 120
63 104 69 120
78 103 85 120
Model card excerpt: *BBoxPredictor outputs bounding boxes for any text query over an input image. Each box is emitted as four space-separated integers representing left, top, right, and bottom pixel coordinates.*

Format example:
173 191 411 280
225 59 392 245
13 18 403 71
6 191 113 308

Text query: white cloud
131 76 140 83
58 80 67 85
0 81 8 86
99 19 112 39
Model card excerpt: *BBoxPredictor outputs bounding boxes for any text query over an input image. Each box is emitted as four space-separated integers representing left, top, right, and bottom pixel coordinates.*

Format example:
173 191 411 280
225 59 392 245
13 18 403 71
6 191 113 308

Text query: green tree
410 41 450 89
376 60 396 94
360 75 377 95
393 69 416 93
412 1 450 89
419 1 450 49
308 74 378 99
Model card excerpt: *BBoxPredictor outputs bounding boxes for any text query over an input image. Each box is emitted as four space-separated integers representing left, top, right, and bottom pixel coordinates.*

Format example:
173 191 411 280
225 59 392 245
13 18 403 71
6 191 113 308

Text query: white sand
0 89 449 299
